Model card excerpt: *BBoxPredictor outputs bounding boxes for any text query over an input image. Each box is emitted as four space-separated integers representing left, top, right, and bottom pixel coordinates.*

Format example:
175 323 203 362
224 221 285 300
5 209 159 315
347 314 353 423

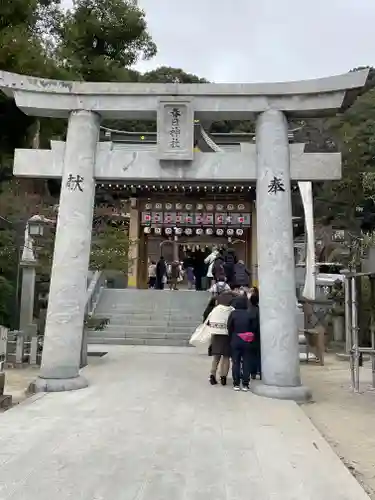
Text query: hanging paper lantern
238 204 245 210
227 204 234 211
196 228 203 235
236 229 244 236
143 227 151 234
185 228 193 235
197 203 204 211
227 228 234 236
154 227 162 235
175 227 182 235
145 203 152 210
165 227 172 235
216 229 224 236
196 245 200 251
155 203 162 210
206 228 213 235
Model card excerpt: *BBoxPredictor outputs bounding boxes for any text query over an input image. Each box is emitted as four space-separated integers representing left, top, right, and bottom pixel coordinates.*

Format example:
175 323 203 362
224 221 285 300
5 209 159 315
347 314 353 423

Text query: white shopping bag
189 322 211 347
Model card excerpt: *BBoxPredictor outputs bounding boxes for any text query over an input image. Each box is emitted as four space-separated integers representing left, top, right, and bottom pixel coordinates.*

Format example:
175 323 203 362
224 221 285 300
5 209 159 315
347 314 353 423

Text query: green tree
315 83 375 229
90 224 131 273
104 67 209 132
141 66 208 84
58 0 156 81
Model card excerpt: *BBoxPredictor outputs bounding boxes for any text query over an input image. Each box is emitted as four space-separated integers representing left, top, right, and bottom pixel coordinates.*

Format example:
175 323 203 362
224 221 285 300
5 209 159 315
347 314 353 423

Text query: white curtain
298 182 316 300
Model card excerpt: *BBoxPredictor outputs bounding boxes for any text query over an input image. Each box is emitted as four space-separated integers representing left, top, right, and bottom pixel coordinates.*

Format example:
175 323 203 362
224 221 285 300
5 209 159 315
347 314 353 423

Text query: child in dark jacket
227 295 260 391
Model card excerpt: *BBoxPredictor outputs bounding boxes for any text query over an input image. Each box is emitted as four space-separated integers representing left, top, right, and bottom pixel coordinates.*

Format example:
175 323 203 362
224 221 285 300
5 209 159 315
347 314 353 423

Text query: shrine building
98 123 297 289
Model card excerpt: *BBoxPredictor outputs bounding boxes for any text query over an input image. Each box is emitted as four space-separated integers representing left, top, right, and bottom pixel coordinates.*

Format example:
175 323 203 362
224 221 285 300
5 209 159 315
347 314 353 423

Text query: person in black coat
233 260 250 288
203 296 217 322
155 256 167 290
248 291 261 380
223 248 237 289
203 295 218 358
227 295 260 391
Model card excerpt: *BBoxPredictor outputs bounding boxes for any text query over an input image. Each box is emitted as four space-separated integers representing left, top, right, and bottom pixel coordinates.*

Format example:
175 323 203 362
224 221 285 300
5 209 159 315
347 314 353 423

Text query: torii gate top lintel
0 69 369 120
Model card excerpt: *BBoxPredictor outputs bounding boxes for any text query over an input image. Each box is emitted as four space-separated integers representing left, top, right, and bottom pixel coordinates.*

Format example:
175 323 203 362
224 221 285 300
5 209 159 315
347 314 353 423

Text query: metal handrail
85 270 106 317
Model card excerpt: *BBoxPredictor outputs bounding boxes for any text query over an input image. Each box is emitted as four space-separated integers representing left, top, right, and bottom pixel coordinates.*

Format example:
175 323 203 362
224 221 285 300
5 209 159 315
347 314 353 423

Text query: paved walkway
0 346 370 499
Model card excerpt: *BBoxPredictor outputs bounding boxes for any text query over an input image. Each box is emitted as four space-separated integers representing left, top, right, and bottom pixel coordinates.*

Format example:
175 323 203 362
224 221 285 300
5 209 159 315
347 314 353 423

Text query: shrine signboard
157 99 194 161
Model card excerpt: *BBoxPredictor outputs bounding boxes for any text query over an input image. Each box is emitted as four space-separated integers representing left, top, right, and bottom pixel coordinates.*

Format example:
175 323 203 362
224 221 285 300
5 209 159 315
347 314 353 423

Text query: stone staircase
88 289 206 347
88 288 311 357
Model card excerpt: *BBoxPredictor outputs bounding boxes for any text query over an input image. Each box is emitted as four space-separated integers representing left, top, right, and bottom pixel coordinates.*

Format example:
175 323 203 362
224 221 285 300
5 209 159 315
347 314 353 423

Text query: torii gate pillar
35 110 100 392
255 109 307 400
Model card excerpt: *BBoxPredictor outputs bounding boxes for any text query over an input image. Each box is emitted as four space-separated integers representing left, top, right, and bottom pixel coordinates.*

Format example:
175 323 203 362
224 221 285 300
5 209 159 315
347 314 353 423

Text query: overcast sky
62 0 375 83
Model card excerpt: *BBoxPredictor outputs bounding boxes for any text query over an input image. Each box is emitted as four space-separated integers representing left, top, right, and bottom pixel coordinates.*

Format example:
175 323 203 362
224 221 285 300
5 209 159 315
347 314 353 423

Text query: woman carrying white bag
190 292 235 386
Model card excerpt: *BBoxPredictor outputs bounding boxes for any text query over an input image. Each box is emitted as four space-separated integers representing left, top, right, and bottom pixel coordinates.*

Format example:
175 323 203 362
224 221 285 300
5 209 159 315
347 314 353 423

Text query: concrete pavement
0 346 370 499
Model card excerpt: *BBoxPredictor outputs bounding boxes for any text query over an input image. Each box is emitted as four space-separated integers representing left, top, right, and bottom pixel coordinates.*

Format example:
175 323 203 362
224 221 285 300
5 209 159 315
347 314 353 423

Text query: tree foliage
58 0 156 81
314 70 375 230
90 223 131 273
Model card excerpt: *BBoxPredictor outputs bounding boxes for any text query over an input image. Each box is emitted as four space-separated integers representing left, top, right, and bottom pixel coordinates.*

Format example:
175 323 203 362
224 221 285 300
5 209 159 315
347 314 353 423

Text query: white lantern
143 226 151 234
175 227 182 235
196 228 203 235
206 228 213 235
154 227 162 235
165 227 172 235
236 229 244 236
216 229 224 236
227 228 234 236
185 228 193 235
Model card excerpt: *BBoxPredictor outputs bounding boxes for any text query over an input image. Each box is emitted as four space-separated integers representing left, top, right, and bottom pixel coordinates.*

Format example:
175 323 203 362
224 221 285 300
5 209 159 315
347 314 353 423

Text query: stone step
94 310 203 318
89 327 192 338
96 304 205 312
87 337 191 347
94 316 201 326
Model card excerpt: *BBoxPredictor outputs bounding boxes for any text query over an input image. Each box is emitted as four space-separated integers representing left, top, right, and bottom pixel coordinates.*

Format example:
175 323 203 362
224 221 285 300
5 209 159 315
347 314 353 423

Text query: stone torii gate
0 70 368 400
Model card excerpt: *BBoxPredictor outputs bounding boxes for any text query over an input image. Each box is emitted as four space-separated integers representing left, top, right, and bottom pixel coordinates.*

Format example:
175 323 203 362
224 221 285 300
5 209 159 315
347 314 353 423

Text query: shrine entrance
137 195 253 288
138 233 249 289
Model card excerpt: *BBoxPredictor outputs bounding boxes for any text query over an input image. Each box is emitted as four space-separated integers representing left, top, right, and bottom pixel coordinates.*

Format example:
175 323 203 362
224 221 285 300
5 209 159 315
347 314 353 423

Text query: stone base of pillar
29 375 88 393
251 383 312 403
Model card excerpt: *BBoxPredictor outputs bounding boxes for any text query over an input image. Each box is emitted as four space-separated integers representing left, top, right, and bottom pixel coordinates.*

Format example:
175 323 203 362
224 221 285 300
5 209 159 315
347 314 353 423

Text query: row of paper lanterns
143 227 244 236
